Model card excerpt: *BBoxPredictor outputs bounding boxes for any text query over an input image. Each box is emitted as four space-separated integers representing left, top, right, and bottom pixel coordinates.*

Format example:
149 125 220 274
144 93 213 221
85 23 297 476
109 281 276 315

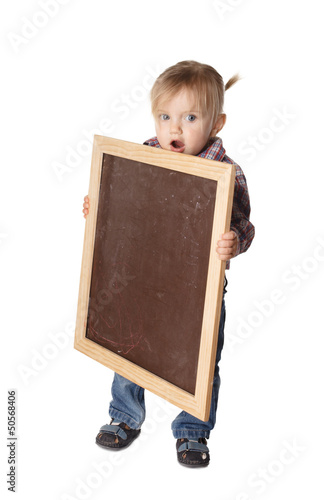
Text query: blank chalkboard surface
75 136 235 420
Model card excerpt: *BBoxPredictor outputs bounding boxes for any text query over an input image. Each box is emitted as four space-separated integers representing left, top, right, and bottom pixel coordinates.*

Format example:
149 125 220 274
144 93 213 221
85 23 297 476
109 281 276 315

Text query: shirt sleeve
230 164 255 258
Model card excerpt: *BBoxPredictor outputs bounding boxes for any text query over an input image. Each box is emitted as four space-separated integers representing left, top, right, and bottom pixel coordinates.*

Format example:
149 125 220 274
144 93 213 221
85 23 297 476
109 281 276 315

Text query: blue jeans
109 281 227 440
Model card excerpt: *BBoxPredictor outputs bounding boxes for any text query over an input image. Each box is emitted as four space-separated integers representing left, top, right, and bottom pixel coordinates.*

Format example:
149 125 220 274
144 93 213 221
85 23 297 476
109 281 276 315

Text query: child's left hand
216 231 238 261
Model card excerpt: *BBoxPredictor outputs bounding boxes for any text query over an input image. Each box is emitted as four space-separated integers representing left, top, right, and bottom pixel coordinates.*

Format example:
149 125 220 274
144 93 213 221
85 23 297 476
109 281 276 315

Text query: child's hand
82 195 90 218
216 231 238 261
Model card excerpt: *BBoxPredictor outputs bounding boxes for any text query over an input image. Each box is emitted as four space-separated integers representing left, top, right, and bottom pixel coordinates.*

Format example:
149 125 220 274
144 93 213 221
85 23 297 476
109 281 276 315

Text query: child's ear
210 114 226 137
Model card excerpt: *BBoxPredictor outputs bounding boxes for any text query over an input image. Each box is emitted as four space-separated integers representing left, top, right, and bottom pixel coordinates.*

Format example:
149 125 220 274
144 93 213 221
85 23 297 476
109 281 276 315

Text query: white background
1 0 323 498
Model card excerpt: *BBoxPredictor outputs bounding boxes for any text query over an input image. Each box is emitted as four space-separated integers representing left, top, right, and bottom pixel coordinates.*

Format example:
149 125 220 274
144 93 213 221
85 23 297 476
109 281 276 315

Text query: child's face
153 88 220 156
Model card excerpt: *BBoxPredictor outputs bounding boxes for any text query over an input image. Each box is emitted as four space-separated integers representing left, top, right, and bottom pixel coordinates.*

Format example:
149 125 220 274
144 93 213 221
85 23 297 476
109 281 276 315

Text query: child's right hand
83 195 90 218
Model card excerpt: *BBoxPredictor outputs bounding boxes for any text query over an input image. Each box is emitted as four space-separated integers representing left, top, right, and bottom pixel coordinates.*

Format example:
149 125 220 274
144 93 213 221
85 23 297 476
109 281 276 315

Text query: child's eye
186 114 196 122
160 114 170 121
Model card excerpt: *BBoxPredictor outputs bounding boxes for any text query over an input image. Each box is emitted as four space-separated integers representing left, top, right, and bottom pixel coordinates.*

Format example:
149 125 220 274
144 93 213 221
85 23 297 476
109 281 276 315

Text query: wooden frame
74 135 235 421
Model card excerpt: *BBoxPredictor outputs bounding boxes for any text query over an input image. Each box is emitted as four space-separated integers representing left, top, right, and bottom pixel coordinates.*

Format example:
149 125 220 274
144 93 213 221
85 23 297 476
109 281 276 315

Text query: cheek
188 128 206 145
157 125 167 139
156 121 165 131
186 127 197 140
155 124 168 145
155 123 163 137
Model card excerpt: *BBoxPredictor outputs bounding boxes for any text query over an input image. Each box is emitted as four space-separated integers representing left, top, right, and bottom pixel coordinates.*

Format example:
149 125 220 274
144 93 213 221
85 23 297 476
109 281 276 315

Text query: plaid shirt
144 136 255 269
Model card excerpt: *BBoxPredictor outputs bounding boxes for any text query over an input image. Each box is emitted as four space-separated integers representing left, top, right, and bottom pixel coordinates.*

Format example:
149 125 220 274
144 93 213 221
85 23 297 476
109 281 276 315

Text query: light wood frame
74 135 235 421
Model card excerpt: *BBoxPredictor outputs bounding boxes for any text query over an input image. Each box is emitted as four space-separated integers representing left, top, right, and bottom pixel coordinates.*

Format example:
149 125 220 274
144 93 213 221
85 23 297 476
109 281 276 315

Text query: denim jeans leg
171 296 226 440
109 373 145 430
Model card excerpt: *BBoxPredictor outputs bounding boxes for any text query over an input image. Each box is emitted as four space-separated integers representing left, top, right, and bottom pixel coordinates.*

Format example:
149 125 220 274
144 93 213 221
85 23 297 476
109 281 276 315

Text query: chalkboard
75 136 235 420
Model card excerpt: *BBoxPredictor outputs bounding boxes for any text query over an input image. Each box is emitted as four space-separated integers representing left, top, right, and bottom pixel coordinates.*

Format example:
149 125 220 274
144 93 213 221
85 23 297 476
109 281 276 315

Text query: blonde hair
151 60 239 123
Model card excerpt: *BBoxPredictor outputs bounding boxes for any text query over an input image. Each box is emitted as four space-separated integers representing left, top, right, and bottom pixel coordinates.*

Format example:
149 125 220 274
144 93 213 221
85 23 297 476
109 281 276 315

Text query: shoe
176 438 210 467
96 419 141 450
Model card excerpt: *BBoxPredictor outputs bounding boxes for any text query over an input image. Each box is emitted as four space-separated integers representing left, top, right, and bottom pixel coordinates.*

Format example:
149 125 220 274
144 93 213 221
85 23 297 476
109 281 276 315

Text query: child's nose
170 119 182 135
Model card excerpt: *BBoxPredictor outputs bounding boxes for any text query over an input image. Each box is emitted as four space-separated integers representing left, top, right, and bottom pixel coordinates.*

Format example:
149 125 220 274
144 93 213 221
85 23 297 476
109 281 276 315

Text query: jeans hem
109 408 143 430
172 430 210 440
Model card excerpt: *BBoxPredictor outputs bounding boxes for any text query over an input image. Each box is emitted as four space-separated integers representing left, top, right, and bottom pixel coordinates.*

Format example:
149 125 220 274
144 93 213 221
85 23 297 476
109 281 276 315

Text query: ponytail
225 73 240 91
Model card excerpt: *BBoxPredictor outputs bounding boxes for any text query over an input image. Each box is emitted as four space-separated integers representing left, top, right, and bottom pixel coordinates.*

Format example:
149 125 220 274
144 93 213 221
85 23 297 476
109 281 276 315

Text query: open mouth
170 140 185 152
